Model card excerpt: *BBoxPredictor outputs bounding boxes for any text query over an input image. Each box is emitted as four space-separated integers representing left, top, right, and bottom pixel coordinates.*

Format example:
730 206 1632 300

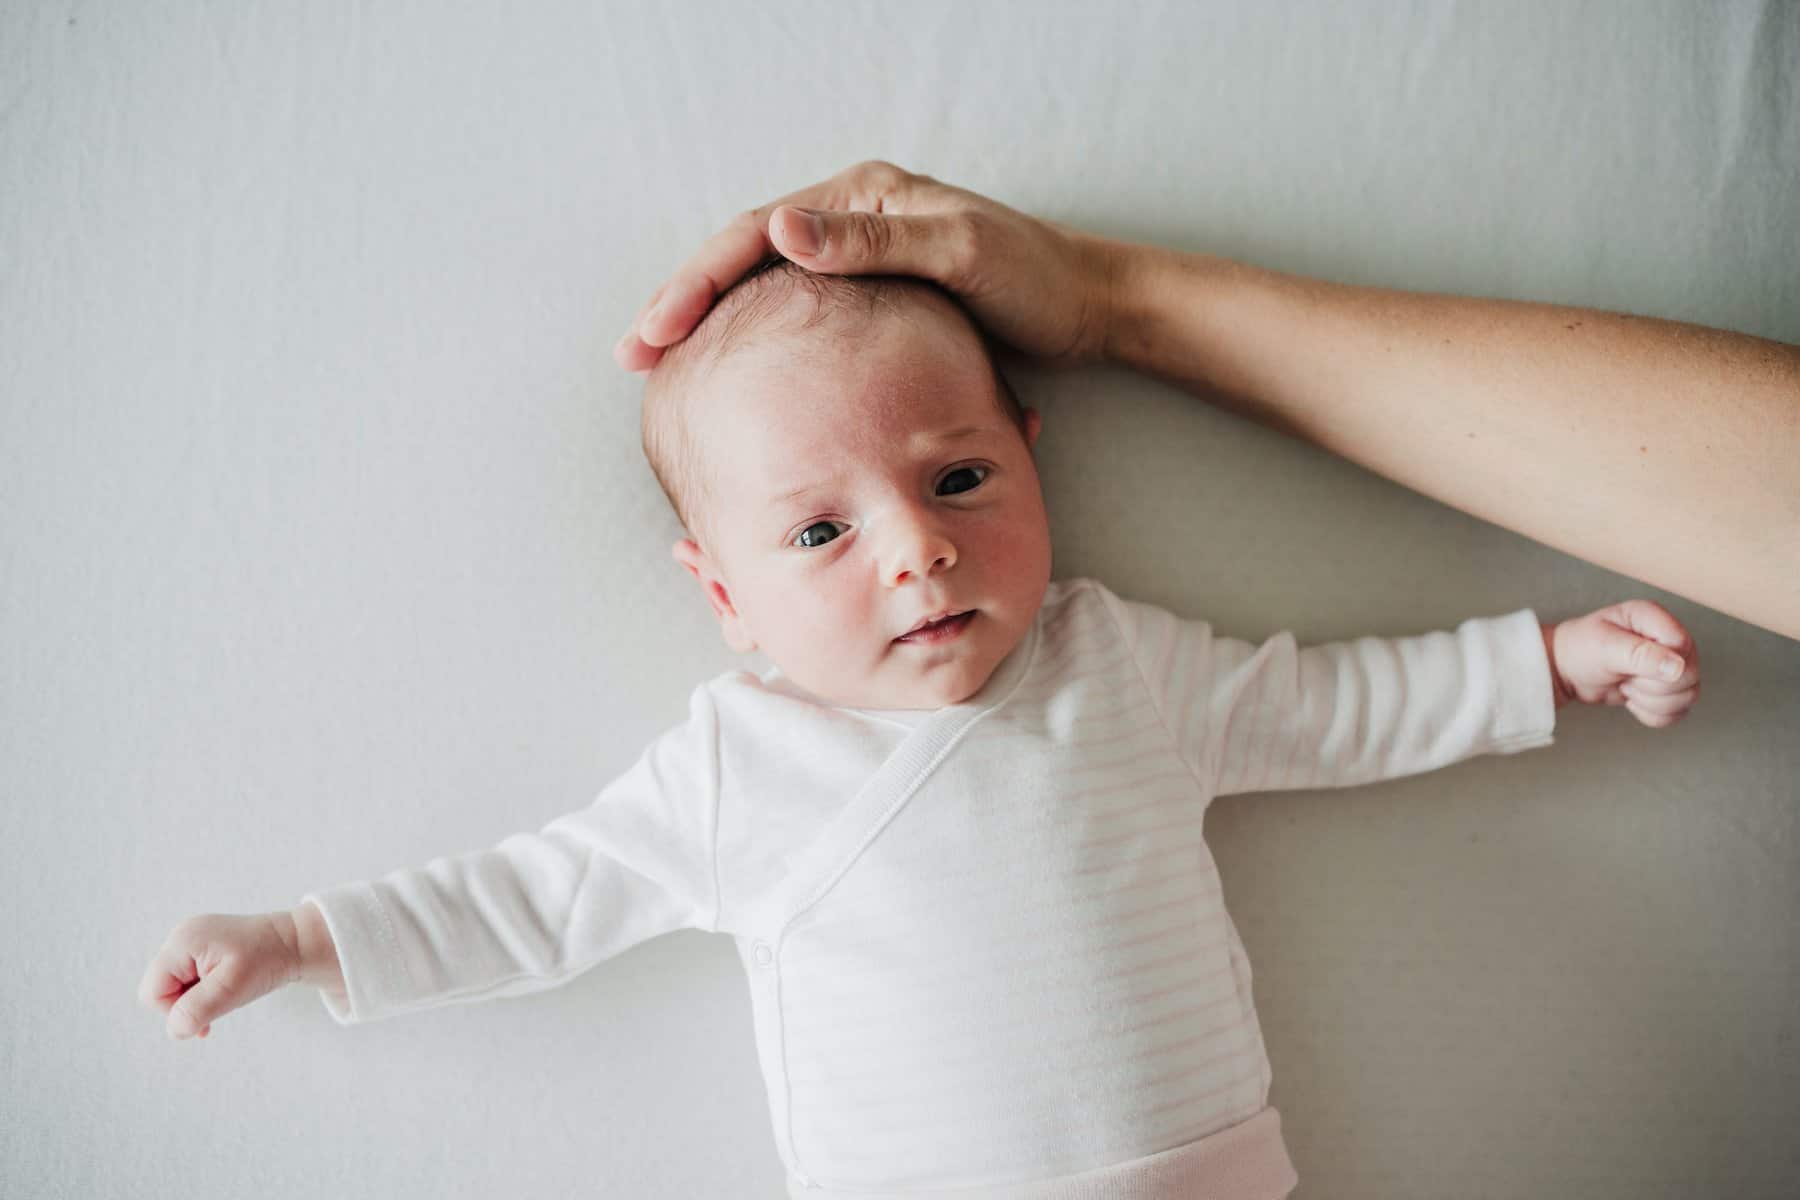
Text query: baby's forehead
688 276 997 427
707 329 993 450
728 329 994 436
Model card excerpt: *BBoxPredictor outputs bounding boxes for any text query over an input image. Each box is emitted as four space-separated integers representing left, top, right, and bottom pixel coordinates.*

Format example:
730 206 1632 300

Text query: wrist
286 901 345 995
1101 241 1267 393
1088 235 1153 368
1541 622 1575 709
1102 240 1172 369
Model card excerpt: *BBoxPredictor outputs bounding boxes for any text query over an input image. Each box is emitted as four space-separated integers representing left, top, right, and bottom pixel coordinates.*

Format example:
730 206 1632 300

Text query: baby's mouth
894 610 977 643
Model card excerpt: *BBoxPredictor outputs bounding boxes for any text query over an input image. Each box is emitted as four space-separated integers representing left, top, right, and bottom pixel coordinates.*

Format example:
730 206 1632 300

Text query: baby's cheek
986 506 1052 583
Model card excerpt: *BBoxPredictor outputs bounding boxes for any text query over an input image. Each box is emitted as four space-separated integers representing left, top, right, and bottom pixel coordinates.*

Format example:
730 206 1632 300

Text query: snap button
753 941 772 967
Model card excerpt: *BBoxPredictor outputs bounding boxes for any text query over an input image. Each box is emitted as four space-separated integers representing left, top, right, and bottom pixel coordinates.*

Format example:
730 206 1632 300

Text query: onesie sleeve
1094 584 1557 798
297 682 722 1026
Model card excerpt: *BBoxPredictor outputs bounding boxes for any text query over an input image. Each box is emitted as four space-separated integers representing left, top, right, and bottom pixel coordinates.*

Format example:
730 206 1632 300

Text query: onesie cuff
296 885 416 1026
1468 607 1558 754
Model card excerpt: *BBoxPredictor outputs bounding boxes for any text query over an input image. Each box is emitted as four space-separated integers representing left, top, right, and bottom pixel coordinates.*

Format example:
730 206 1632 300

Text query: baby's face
671 298 1052 711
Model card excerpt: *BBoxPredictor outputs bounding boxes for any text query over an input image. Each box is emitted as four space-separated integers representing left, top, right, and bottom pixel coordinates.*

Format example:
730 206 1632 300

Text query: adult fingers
618 164 880 353
769 206 978 286
614 326 666 373
614 282 669 364
616 160 929 370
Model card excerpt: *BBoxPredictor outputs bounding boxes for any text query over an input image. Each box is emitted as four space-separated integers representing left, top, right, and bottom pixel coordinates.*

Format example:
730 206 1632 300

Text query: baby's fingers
1621 680 1699 728
138 939 197 1011
139 953 213 1039
159 956 247 1040
1620 672 1695 698
1626 701 1690 728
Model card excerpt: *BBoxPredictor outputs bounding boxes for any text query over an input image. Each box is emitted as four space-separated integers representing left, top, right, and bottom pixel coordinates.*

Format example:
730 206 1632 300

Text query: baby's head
642 258 1052 711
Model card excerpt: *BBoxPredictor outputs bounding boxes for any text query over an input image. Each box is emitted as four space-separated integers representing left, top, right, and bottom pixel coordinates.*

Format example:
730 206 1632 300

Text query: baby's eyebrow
766 426 995 506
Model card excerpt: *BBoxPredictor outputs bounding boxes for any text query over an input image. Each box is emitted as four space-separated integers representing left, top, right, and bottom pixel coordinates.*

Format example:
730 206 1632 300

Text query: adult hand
614 160 1128 373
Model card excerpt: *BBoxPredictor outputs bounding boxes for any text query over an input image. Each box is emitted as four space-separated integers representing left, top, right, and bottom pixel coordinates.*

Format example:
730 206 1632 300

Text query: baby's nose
883 513 958 584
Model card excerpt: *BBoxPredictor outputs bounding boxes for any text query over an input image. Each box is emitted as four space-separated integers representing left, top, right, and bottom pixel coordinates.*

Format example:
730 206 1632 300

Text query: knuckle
856 159 907 187
944 211 985 276
849 210 892 259
206 958 242 994
726 210 766 243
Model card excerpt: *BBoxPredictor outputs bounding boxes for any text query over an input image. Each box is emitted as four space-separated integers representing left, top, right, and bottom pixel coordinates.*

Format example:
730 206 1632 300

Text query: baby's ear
670 539 757 653
1023 407 1042 450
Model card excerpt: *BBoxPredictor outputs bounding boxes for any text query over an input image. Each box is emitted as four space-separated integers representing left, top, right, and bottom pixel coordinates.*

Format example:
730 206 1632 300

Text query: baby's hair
640 256 1025 554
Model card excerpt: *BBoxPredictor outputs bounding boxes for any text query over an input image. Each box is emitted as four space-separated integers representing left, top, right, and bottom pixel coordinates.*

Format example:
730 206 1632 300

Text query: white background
4 2 1796 1196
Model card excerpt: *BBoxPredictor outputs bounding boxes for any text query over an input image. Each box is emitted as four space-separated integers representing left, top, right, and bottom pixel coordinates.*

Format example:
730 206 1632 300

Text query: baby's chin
777 646 998 712
868 621 1014 710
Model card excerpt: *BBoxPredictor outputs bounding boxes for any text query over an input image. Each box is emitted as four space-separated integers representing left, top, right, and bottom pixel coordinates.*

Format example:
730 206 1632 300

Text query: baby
140 258 1701 1200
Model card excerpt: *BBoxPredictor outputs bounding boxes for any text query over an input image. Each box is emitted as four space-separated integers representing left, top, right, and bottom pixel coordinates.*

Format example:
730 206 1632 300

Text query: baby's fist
137 912 304 1040
1543 599 1700 728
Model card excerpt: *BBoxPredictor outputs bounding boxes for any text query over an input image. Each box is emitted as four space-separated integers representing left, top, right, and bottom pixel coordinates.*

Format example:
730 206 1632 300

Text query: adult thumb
770 205 965 283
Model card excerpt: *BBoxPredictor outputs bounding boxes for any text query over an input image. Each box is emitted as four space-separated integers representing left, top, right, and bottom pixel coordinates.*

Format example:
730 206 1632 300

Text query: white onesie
301 576 1556 1199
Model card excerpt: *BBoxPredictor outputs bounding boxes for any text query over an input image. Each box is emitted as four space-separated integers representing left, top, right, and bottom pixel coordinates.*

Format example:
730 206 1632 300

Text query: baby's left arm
1540 599 1701 727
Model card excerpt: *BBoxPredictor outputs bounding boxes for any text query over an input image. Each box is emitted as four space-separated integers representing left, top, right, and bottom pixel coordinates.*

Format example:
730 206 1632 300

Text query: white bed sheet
4 2 1795 1196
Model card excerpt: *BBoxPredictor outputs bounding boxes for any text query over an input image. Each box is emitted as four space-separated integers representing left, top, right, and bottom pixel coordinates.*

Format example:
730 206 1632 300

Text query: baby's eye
938 464 989 496
794 520 843 549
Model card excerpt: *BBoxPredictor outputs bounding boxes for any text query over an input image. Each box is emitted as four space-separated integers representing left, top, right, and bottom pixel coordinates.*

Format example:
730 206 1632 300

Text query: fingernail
786 208 824 256
1661 658 1682 680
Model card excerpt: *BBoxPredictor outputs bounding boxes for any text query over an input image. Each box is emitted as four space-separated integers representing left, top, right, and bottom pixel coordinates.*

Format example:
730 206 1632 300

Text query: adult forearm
1105 245 1800 641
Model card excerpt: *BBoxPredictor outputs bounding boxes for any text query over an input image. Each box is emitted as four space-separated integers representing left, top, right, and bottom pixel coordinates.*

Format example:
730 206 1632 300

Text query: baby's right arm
141 681 723 1040
136 906 341 1040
